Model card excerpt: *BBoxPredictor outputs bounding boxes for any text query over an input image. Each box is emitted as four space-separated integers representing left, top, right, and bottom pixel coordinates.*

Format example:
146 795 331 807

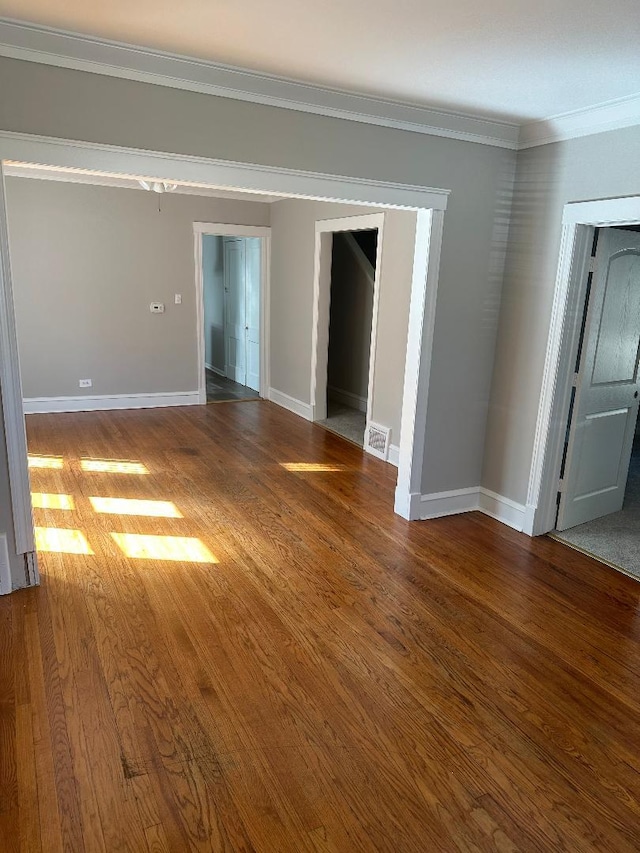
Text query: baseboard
205 363 226 377
23 391 200 414
419 487 480 519
268 388 314 421
388 444 400 467
478 488 526 532
327 385 368 413
414 485 526 531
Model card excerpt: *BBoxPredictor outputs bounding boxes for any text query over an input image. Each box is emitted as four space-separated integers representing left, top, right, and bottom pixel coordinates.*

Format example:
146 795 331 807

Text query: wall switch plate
174 294 182 304
150 302 165 313
79 379 92 388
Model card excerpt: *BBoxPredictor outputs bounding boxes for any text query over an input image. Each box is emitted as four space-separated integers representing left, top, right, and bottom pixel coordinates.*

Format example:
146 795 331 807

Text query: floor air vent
365 422 391 461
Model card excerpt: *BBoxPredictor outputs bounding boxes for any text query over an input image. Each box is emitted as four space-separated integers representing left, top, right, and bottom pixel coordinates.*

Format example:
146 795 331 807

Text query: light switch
174 294 182 304
150 302 165 313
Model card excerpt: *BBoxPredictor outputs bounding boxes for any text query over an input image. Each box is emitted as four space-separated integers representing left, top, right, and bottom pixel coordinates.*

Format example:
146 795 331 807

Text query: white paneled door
244 239 261 392
557 229 640 530
223 237 261 390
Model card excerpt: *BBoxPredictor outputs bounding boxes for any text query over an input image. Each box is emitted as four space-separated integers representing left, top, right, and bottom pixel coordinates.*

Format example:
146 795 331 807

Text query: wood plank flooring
1 400 640 851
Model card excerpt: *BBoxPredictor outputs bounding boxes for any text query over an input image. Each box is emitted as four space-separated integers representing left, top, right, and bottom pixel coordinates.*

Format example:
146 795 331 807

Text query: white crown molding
0 18 519 150
519 92 640 149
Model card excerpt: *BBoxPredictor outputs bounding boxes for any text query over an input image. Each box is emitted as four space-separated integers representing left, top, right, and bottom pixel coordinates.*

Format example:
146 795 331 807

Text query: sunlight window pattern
89 497 182 517
81 459 149 475
31 493 75 510
28 455 64 470
280 462 346 472
35 527 93 555
111 533 217 563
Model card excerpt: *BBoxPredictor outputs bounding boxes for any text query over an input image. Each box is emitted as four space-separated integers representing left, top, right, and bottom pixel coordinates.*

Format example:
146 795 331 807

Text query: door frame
525 195 640 536
310 213 384 433
194 223 271 402
0 130 448 590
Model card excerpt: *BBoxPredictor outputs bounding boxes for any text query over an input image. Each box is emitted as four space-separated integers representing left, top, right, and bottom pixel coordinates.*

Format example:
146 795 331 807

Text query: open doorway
201 234 261 403
316 229 378 446
550 225 640 579
194 223 271 406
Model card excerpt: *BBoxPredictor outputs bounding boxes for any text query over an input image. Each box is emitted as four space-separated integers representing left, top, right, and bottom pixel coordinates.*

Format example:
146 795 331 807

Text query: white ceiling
0 0 639 124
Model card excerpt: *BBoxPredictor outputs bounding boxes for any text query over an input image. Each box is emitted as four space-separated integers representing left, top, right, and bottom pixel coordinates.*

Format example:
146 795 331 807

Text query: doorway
310 213 384 457
549 225 640 579
194 223 271 405
316 229 378 447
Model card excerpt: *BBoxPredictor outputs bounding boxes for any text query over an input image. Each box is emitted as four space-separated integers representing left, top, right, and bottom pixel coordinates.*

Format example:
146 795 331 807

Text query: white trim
342 232 375 284
205 362 225 376
417 486 525 530
519 92 640 149
525 194 640 536
0 19 519 150
268 388 313 421
0 131 448 211
327 386 368 413
395 209 445 519
0 533 11 595
478 488 525 532
23 391 200 414
193 222 271 403
419 487 480 520
0 165 35 557
310 213 385 441
388 444 400 468
2 162 283 203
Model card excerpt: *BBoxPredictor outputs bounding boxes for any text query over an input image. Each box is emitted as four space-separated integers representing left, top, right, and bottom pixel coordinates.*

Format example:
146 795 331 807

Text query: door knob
635 391 639 399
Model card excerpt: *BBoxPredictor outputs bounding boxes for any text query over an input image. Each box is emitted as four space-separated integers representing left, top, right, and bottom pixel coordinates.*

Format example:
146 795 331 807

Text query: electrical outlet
79 379 92 388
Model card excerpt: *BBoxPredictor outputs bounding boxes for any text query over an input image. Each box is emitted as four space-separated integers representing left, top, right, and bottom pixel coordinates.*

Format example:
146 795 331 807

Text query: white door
224 239 246 384
245 238 261 393
557 228 640 530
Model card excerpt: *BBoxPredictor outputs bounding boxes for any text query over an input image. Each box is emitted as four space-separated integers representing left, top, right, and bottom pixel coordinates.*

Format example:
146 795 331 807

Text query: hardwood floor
1 400 640 851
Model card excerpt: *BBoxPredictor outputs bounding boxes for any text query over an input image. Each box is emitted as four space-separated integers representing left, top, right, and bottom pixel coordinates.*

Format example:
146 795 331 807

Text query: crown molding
519 92 640 149
0 18 519 150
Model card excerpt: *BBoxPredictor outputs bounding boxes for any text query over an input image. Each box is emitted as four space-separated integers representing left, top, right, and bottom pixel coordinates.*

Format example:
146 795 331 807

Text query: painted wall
327 233 374 406
0 56 515 585
202 234 225 373
483 124 640 507
270 199 417 443
5 178 269 400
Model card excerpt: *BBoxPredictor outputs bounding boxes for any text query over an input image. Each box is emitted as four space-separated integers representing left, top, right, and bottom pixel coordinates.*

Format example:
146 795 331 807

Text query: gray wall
202 234 225 373
270 199 418 442
6 179 269 399
483 124 640 505
328 233 374 404
0 56 515 585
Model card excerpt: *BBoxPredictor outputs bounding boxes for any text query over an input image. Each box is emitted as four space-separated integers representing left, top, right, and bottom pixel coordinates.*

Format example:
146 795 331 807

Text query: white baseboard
414 486 526 532
419 487 480 519
23 391 200 414
205 362 226 376
478 488 526 532
388 443 400 467
268 388 314 421
327 385 368 413
0 534 11 596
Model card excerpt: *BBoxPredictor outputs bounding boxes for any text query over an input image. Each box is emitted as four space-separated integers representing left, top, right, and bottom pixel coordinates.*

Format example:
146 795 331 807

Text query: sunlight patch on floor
31 493 75 510
28 455 64 469
110 533 217 563
89 497 182 517
81 458 149 475
35 527 93 555
280 462 346 472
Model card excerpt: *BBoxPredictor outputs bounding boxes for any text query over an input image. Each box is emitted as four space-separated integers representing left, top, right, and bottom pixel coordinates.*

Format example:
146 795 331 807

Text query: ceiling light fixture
138 179 178 194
